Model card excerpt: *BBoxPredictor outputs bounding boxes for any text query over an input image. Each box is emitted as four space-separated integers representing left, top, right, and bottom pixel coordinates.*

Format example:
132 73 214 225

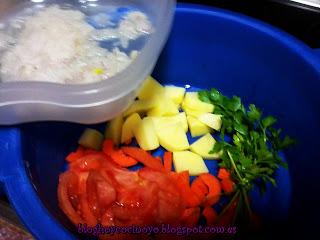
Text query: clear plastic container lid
0 0 176 124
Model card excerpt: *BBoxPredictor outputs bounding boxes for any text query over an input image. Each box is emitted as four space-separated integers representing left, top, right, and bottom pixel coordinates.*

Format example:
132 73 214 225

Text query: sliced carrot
180 207 200 227
202 206 218 225
178 171 190 185
84 149 101 155
175 171 201 208
163 151 173 172
191 177 208 195
217 168 230 180
155 156 163 165
66 146 85 162
221 178 235 194
199 173 221 206
110 149 138 167
121 147 165 171
102 139 115 156
191 177 208 204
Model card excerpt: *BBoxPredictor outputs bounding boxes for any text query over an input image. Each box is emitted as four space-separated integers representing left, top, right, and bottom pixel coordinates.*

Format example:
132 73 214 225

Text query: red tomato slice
111 181 159 225
69 154 107 172
86 170 116 220
57 171 84 225
59 153 189 229
180 207 200 227
138 168 185 224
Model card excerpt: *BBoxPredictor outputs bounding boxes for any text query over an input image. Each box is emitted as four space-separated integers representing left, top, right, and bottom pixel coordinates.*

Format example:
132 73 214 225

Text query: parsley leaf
198 88 295 227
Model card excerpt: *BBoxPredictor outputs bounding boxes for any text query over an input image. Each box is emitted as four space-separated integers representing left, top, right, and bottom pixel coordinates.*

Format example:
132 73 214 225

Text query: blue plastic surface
1 4 320 239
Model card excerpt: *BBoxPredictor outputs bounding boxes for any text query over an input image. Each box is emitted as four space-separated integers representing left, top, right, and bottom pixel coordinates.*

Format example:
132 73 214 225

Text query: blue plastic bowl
1 4 320 239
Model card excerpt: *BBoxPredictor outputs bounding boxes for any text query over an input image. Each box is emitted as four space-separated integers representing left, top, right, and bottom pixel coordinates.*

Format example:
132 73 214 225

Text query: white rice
0 5 152 84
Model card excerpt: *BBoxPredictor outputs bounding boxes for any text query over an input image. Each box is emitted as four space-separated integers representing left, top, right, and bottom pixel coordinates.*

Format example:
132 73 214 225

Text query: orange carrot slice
102 139 115 156
121 147 164 171
202 206 218 225
175 171 202 208
199 173 221 206
155 156 163 165
217 168 230 180
191 177 208 204
110 149 137 167
221 178 235 194
178 170 190 186
163 152 173 172
66 146 85 162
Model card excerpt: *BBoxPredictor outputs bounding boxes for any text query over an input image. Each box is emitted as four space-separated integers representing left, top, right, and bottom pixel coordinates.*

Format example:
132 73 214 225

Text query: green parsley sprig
198 88 296 226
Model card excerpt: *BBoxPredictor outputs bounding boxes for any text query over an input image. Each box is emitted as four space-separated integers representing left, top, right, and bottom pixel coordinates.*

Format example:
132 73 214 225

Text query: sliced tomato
180 207 200 227
79 192 98 226
59 152 188 229
111 181 159 225
138 168 185 224
57 171 84 225
101 209 115 227
69 154 107 172
86 170 117 220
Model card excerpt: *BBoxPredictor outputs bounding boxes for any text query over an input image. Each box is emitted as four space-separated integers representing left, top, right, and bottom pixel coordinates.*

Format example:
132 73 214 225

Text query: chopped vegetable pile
58 76 295 238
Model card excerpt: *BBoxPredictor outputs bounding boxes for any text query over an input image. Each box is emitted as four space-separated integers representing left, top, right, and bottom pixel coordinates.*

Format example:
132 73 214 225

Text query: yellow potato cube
183 92 214 112
164 86 186 104
78 128 104 150
182 102 206 118
123 99 157 117
190 133 222 159
198 113 222 131
152 112 188 132
187 115 211 137
133 117 159 150
137 76 164 100
105 115 124 145
156 123 189 152
173 151 209 176
147 96 179 116
121 113 141 144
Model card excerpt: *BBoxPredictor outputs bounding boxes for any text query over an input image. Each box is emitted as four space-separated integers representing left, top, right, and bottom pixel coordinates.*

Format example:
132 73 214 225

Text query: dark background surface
178 0 320 48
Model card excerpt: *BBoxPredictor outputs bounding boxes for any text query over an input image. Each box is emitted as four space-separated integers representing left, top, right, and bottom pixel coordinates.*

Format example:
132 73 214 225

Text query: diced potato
182 103 206 118
183 92 214 112
164 86 186 104
105 115 124 145
133 117 159 150
187 115 211 137
78 128 104 150
173 151 209 176
121 113 141 144
190 133 222 159
156 123 189 152
137 76 164 100
123 99 157 117
147 96 179 117
152 112 188 132
198 113 222 131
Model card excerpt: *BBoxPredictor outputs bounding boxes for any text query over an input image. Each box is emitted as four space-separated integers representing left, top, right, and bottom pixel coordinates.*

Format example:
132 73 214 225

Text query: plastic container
1 3 320 239
0 0 175 125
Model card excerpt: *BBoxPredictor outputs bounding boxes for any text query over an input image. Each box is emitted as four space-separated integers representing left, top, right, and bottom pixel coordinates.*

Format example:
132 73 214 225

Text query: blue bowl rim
1 3 320 239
